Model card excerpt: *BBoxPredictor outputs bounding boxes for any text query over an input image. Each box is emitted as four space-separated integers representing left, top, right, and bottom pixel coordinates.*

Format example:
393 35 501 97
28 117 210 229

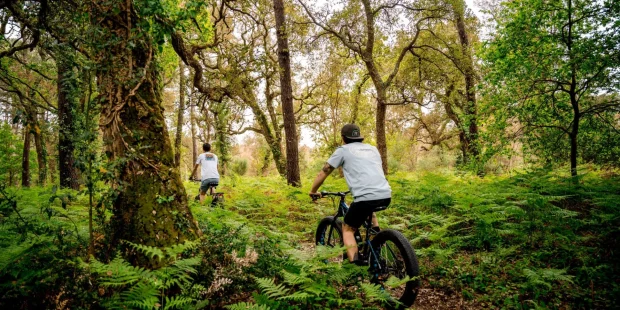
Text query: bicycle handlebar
311 191 350 201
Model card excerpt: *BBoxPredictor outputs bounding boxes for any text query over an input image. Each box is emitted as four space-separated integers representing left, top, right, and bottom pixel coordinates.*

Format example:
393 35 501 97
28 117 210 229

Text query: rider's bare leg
342 223 359 262
371 212 379 228
199 190 206 203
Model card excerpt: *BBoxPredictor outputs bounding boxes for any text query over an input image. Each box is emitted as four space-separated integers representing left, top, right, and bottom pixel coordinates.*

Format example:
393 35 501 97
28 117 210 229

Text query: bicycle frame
325 193 383 269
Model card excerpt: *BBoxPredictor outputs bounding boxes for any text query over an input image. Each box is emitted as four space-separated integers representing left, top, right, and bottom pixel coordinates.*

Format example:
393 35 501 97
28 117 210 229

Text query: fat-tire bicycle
313 191 420 309
190 178 224 207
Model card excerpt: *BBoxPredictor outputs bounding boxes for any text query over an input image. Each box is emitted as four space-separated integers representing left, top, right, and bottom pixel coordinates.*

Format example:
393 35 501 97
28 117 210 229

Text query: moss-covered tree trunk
94 0 200 252
56 47 80 190
21 127 30 188
174 59 185 168
32 120 46 185
453 0 479 164
189 90 198 179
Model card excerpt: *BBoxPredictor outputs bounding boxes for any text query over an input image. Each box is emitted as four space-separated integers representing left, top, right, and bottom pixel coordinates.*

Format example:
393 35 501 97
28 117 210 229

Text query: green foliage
0 186 93 308
0 124 21 185
231 159 248 176
227 246 372 309
482 0 620 170
83 241 203 309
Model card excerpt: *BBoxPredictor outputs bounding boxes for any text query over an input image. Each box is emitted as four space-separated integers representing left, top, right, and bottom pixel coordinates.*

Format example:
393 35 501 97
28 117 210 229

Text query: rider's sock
370 226 381 233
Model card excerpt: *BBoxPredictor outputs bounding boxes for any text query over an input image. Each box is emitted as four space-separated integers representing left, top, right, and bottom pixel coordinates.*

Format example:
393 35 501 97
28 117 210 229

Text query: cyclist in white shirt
309 124 391 264
190 143 220 203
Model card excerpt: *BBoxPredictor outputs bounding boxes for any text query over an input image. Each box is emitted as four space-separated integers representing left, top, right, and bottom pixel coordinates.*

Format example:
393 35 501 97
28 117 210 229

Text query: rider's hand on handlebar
309 192 322 201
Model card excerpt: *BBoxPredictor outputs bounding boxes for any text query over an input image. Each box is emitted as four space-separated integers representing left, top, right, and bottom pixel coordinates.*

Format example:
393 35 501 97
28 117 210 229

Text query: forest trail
297 241 479 310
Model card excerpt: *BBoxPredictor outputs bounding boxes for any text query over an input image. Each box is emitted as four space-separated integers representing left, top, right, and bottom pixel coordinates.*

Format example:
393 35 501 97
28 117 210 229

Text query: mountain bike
190 178 224 207
314 191 420 309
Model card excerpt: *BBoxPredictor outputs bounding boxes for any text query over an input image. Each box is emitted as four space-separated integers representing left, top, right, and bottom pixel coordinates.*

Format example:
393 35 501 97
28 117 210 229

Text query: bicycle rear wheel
315 216 346 262
369 229 420 309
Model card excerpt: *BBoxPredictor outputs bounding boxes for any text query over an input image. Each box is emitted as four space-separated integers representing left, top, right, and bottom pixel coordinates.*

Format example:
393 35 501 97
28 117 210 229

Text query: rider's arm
190 163 199 180
310 162 335 194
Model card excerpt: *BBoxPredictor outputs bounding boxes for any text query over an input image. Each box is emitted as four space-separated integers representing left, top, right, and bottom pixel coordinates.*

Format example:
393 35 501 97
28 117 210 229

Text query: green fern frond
124 241 165 261
120 281 159 309
360 283 391 303
281 270 311 286
540 268 574 283
166 240 200 257
163 295 195 310
278 291 311 302
385 275 416 288
89 256 147 287
254 277 290 299
224 302 271 310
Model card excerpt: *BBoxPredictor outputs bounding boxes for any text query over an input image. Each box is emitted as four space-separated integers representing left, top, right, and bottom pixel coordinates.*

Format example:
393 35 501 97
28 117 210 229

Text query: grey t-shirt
327 142 391 202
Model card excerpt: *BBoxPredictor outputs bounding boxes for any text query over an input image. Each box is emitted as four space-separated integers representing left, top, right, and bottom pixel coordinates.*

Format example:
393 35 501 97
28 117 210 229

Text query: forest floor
1 167 618 309
187 167 619 309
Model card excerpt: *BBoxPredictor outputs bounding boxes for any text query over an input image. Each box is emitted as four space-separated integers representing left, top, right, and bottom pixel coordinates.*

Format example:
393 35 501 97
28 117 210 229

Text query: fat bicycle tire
370 229 420 309
315 216 344 246
315 216 349 261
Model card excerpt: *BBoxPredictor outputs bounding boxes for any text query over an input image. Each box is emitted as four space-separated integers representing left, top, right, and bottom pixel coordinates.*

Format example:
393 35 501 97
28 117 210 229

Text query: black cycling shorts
343 198 391 229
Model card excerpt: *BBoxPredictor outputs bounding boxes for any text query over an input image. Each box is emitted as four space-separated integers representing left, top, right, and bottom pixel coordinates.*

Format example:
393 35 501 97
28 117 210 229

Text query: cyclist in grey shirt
310 124 391 264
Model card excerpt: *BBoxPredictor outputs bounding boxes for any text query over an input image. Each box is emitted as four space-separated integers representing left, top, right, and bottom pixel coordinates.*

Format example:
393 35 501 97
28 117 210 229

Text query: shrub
231 159 248 176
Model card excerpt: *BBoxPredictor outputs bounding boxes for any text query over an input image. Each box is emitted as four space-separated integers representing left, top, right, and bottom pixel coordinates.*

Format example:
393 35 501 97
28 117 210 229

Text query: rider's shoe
353 258 368 266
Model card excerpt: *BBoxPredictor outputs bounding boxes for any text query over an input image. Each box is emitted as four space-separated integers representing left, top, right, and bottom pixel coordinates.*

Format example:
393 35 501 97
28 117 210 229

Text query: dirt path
299 242 481 309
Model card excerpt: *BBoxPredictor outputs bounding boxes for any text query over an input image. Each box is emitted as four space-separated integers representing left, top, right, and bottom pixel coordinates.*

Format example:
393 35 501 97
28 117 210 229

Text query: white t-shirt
196 152 220 180
327 142 391 202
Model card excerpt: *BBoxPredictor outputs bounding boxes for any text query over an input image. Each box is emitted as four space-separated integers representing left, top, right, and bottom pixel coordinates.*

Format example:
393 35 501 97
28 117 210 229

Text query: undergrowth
0 167 618 309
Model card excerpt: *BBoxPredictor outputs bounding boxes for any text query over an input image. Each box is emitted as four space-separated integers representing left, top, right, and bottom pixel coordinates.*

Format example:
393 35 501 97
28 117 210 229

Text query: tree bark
189 90 198 179
174 59 185 168
57 49 80 190
454 0 479 163
243 88 286 176
21 127 30 188
272 0 300 186
366 61 389 174
23 102 47 186
32 121 46 185
94 0 200 256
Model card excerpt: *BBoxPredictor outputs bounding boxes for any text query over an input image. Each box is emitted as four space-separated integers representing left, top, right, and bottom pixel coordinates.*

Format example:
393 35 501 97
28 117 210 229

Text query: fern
124 241 165 261
224 302 271 310
84 242 204 309
281 270 311 285
254 277 290 299
87 256 147 287
360 283 392 303
162 295 195 310
121 282 160 309
277 291 311 302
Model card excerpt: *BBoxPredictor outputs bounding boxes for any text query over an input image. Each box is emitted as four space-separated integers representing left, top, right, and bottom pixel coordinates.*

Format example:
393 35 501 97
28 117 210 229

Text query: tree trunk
567 0 579 179
190 90 198 179
174 59 185 168
569 93 579 178
454 0 479 163
32 121 47 185
366 62 389 174
57 49 80 190
244 89 286 176
272 0 300 187
21 127 30 188
95 0 200 256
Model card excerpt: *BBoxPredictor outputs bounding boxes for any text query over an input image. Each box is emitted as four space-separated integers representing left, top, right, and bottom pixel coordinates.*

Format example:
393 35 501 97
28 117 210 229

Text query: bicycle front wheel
315 216 346 262
370 229 420 309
